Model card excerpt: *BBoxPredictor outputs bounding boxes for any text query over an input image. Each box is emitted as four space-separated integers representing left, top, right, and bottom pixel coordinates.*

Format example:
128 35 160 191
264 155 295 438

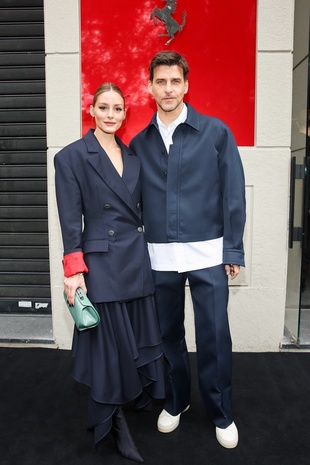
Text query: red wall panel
81 0 256 146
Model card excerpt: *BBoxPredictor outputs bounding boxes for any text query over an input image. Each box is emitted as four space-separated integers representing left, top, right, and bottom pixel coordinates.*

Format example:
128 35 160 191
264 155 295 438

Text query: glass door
285 153 306 344
300 153 310 345
284 7 310 345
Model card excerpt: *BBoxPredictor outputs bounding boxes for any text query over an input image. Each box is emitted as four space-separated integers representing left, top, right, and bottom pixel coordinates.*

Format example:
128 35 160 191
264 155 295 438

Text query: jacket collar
83 128 135 154
146 103 200 132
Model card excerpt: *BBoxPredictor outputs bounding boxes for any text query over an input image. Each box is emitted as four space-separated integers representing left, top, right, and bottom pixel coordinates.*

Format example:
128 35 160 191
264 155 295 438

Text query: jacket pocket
83 239 109 253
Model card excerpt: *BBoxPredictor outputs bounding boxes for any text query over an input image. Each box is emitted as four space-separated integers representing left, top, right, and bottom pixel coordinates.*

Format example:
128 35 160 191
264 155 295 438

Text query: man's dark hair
149 51 189 82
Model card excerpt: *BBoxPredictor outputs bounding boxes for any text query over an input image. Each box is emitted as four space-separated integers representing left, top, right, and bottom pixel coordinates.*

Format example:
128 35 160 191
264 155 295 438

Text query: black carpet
0 348 310 465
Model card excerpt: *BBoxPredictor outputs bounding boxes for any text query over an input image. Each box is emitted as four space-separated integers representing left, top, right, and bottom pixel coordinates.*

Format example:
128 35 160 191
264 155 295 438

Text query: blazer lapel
83 130 140 217
120 138 140 196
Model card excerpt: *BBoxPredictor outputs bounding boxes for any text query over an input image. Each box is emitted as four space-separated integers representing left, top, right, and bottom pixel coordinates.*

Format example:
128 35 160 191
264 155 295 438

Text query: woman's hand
64 273 87 305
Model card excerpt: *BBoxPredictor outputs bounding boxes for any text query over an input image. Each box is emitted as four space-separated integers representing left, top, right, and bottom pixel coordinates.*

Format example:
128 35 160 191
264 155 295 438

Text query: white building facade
40 0 309 351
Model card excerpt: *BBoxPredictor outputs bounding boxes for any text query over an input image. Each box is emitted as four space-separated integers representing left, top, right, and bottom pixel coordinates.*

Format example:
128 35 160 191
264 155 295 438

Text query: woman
54 83 164 463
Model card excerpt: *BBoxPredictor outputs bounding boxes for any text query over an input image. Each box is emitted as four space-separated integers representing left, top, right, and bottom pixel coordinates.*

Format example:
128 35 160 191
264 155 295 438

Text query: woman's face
90 90 126 135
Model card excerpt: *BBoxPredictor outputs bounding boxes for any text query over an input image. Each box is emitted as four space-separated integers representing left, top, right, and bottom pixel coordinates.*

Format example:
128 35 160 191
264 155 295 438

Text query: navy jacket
130 104 246 266
54 129 154 302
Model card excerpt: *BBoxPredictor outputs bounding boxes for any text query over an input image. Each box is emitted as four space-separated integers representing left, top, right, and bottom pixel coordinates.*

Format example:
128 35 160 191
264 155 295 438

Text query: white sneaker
157 405 190 433
215 421 238 448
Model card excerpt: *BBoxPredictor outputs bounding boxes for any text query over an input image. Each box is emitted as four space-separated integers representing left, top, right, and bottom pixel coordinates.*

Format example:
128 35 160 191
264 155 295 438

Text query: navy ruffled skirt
71 295 165 445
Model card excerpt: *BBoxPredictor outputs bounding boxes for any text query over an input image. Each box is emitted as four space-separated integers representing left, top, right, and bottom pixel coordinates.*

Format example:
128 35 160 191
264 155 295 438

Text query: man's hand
225 264 240 280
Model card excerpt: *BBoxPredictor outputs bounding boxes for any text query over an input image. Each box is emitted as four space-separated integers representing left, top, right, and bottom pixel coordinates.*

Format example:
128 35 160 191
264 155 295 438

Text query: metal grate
0 0 50 314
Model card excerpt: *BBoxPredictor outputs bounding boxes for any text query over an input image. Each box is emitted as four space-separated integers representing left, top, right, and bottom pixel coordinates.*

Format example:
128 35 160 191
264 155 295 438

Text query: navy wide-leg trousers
152 264 232 428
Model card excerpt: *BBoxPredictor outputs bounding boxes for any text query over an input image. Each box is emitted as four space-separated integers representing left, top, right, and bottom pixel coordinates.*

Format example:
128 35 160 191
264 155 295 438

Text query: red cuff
63 252 89 277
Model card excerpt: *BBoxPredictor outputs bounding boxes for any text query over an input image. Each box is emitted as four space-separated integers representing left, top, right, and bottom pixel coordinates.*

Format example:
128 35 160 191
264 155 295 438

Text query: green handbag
63 287 100 331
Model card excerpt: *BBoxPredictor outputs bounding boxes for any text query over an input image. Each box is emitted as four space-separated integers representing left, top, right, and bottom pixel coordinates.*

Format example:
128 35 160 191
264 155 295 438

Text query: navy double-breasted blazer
54 129 154 303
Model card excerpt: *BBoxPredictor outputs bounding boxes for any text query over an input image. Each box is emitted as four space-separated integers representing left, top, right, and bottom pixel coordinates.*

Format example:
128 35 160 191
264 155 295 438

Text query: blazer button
137 227 143 233
104 204 111 209
136 203 140 209
108 230 115 236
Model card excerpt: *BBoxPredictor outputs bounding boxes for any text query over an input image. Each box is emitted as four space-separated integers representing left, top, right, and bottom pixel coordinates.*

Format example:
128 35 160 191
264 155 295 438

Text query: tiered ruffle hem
71 295 165 445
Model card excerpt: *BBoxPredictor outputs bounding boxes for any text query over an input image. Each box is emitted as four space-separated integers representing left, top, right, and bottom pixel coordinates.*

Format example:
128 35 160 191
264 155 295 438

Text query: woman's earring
121 114 127 129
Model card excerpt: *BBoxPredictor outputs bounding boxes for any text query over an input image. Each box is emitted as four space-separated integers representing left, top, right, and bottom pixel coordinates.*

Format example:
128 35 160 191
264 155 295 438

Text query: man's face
148 65 189 114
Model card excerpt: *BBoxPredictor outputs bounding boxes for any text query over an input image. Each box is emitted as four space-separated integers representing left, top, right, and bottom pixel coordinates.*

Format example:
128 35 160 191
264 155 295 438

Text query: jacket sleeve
54 150 88 277
218 126 246 266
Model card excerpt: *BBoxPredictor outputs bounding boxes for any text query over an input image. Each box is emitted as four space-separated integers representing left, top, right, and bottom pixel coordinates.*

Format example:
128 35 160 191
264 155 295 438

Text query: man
130 51 246 449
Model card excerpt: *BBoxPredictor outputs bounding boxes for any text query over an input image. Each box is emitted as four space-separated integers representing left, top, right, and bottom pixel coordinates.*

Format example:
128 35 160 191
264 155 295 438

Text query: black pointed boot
111 407 144 463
